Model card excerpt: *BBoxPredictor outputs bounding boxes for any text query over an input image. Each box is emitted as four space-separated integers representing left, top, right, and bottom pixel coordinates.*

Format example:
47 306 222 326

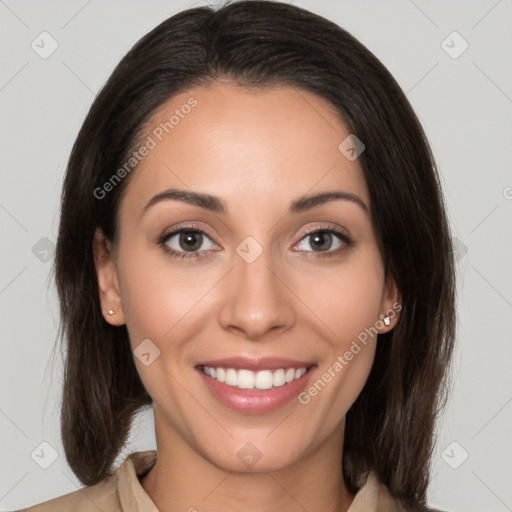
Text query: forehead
119 81 370 220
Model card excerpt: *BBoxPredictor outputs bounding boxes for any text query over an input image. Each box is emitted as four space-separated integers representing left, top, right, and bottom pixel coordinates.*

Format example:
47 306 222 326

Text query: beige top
19 450 407 511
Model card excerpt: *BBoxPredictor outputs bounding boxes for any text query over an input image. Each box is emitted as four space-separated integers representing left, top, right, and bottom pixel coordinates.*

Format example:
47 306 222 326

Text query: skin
94 81 400 512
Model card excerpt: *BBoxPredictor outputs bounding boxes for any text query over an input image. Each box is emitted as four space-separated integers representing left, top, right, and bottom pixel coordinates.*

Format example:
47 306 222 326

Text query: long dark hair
53 0 456 508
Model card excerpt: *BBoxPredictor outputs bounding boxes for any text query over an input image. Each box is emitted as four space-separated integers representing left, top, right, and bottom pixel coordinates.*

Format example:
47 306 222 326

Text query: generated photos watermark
298 301 402 405
93 97 198 200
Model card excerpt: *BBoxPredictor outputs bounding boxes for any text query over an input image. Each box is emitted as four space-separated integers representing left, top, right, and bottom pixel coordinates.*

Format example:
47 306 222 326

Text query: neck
140 409 355 512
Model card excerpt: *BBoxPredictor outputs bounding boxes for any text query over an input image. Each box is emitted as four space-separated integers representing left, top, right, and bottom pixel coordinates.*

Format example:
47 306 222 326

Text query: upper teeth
202 366 308 390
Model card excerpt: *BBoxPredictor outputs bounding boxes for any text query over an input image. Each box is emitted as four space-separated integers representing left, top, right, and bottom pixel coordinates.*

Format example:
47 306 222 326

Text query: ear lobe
93 227 125 325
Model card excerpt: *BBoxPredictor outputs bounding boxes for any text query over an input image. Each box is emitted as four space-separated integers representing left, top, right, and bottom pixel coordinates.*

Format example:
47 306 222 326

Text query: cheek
115 244 206 409
292 249 385 345
295 262 382 430
117 240 211 345
290 249 384 409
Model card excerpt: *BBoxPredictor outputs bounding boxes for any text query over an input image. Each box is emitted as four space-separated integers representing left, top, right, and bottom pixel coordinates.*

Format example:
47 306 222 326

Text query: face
94 81 400 473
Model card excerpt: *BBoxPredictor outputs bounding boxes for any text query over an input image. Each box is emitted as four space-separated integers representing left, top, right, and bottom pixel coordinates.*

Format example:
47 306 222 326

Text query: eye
294 227 352 256
158 224 352 261
159 227 218 260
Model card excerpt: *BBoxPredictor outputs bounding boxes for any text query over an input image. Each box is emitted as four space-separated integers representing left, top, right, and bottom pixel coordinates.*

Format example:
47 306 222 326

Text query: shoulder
15 450 158 512
14 474 118 512
349 471 447 512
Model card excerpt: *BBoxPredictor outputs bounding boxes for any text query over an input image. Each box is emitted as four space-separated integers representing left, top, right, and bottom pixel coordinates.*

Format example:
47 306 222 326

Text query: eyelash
158 224 352 261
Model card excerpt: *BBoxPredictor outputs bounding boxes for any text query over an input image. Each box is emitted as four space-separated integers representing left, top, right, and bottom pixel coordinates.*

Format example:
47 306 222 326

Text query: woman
20 0 455 510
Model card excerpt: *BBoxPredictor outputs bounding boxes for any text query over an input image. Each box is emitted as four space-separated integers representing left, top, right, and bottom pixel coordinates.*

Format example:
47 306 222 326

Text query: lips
196 356 317 414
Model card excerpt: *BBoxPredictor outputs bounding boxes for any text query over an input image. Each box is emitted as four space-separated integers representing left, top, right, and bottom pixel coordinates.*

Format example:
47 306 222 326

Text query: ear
377 272 402 333
93 227 125 326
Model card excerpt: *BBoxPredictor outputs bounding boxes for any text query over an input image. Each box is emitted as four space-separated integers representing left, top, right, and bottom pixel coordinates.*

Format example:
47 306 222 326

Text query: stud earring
108 309 114 315
383 316 391 326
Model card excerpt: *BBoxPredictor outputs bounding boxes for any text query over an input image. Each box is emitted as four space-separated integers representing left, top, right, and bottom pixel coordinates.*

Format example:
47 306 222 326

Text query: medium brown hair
53 1 456 508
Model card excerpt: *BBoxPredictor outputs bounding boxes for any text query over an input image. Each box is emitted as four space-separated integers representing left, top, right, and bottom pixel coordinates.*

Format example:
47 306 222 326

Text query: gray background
1 0 511 510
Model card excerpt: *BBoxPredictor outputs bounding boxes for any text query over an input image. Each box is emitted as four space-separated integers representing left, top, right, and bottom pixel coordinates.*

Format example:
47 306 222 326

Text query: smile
196 358 317 414
200 365 309 390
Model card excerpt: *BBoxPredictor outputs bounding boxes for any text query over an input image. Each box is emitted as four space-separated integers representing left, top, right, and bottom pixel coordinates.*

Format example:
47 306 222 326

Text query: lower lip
197 366 316 414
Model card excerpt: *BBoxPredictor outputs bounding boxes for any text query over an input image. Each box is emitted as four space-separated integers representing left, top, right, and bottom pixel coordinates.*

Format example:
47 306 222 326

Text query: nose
218 247 295 340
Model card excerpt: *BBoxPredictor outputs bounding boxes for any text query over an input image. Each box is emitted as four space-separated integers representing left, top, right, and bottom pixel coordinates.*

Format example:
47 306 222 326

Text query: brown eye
295 229 350 253
308 232 333 252
177 231 204 251
159 228 218 259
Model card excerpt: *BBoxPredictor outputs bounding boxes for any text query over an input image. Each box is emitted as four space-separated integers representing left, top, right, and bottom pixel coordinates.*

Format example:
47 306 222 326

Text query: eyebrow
141 188 369 217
